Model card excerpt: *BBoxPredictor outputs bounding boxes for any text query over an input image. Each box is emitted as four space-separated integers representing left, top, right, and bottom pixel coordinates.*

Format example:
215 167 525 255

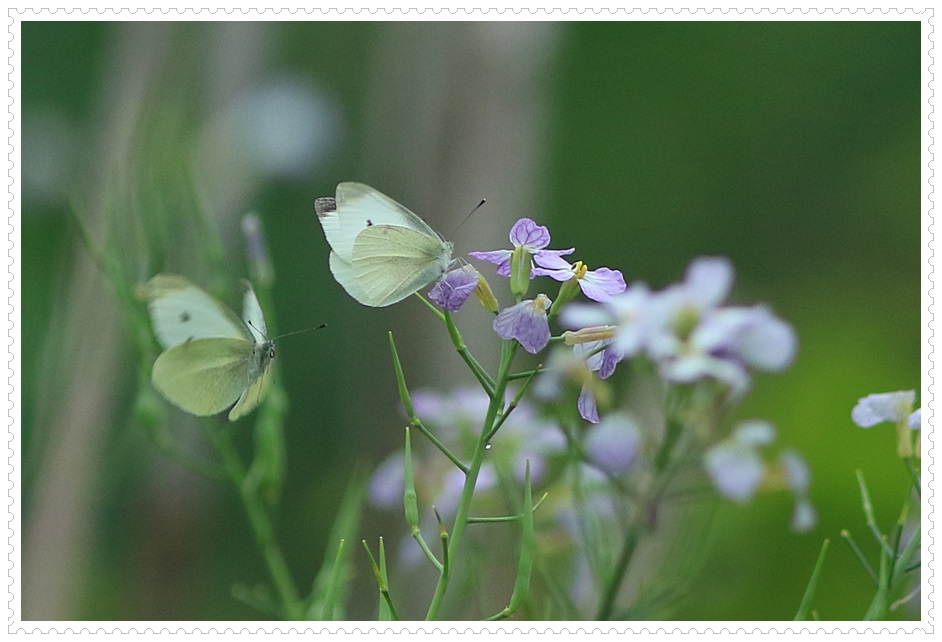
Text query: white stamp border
5 5 934 637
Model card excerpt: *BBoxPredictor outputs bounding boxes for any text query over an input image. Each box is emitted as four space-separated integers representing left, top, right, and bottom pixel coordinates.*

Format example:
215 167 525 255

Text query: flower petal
509 218 551 251
578 267 627 302
851 391 915 428
428 265 479 312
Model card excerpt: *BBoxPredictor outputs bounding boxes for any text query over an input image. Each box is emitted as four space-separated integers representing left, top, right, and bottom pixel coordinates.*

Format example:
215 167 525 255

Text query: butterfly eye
269 347 276 359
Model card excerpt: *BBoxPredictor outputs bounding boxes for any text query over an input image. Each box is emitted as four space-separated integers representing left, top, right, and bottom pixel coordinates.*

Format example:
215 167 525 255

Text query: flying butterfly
143 273 275 421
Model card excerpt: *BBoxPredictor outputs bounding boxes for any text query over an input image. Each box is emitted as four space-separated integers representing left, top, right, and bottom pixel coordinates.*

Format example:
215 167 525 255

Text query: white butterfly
143 274 275 421
314 182 454 307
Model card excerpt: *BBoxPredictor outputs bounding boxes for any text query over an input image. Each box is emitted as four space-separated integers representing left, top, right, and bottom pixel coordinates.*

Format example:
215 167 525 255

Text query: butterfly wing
241 279 268 343
350 224 453 307
144 274 250 349
315 182 443 260
328 251 374 305
228 356 274 421
151 338 255 417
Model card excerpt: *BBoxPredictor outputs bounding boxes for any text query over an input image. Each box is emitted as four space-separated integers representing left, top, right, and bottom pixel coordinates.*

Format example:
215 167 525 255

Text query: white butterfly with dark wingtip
314 182 454 307
143 273 275 421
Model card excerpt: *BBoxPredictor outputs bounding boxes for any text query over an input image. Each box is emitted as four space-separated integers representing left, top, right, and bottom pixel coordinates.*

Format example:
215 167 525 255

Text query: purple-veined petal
532 252 573 271
469 249 513 276
509 218 551 251
578 267 627 302
493 295 552 354
428 265 479 311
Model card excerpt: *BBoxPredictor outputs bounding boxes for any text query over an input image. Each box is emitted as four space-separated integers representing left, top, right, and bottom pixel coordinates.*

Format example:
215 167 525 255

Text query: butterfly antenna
272 323 328 341
449 198 487 238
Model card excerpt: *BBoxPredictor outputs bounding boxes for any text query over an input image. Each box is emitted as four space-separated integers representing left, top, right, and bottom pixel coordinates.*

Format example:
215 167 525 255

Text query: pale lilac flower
571 340 620 424
532 255 627 302
584 413 642 475
852 390 917 428
469 218 573 277
562 282 653 364
428 264 479 312
852 389 920 458
654 305 797 396
494 294 553 354
704 421 776 503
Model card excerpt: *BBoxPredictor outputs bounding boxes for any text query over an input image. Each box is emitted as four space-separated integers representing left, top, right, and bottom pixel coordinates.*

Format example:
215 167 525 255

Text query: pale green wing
316 182 445 261
152 338 253 417
240 279 268 343
228 359 274 421
144 274 250 349
351 225 453 307
328 251 374 305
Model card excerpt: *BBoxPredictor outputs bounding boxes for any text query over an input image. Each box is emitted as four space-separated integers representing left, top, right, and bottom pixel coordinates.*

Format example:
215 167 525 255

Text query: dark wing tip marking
314 197 337 217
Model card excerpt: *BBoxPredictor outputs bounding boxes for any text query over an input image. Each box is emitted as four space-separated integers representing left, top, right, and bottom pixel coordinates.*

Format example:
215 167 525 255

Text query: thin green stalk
840 529 878 585
864 536 891 620
425 339 518 620
444 310 496 396
362 539 399 621
468 493 547 523
595 526 641 620
403 426 444 572
794 539 830 620
856 469 894 556
320 539 346 621
484 461 535 620
208 428 302 620
485 362 542 443
389 332 468 474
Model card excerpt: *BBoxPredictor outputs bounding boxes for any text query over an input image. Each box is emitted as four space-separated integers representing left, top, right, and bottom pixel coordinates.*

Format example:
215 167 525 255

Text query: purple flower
428 264 480 312
532 256 627 302
469 218 573 277
493 294 553 354
571 339 621 424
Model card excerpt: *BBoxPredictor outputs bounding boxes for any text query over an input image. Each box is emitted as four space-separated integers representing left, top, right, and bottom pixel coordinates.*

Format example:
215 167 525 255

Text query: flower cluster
368 386 565 524
433 217 626 354
560 257 797 423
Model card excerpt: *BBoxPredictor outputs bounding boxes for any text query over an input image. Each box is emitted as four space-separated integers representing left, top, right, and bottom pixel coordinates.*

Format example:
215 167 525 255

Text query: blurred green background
20 20 921 621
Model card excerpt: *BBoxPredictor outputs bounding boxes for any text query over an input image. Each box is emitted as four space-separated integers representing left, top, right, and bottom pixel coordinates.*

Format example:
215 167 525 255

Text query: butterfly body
144 274 274 421
315 182 454 307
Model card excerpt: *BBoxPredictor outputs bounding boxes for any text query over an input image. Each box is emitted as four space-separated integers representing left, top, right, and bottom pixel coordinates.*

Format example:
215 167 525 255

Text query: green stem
468 493 548 523
425 339 518 620
209 428 302 619
444 310 496 396
595 526 641 620
794 539 830 620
